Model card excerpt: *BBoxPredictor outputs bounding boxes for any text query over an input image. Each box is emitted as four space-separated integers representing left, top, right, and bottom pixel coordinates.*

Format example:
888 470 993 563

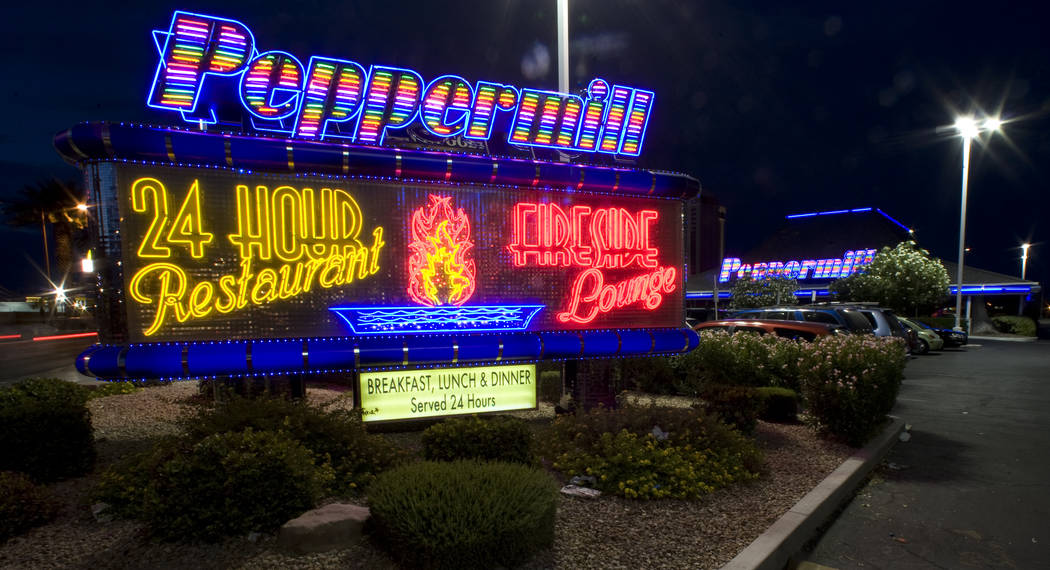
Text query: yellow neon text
228 184 370 262
131 178 214 259
128 228 385 336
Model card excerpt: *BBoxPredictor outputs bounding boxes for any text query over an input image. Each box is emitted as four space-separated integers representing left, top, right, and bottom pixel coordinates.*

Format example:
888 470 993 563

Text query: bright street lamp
1021 242 1031 280
951 114 1001 332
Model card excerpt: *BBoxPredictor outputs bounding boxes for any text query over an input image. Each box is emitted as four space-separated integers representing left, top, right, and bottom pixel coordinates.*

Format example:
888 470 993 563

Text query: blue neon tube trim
329 305 546 334
875 208 912 233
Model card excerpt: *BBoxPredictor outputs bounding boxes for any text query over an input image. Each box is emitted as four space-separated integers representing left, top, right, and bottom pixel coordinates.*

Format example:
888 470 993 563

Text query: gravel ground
0 382 852 569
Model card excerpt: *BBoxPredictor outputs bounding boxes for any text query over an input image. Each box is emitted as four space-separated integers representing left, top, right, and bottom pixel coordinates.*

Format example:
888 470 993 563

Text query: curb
720 416 905 570
967 335 1037 343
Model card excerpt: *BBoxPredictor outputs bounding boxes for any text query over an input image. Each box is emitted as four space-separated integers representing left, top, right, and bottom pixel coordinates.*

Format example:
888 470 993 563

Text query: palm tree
1 179 88 284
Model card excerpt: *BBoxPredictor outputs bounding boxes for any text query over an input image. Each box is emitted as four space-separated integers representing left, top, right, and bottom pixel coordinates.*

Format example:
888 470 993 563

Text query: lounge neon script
148 11 654 156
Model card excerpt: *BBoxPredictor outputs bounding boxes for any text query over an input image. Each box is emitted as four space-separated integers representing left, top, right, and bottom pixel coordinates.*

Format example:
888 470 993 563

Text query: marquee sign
359 363 537 422
147 11 654 156
59 9 701 384
113 164 683 343
718 249 876 283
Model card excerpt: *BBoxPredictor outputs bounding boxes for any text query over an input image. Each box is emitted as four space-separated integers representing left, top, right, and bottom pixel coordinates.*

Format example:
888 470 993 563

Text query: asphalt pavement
0 336 101 387
800 340 1050 569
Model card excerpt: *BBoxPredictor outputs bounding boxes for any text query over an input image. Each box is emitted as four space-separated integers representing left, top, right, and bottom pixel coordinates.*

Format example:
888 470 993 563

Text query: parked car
693 319 848 341
824 304 913 354
912 319 968 347
853 307 910 342
898 316 945 354
728 306 875 335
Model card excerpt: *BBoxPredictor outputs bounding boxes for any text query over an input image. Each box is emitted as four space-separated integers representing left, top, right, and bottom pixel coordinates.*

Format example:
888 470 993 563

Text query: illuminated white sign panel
719 249 876 283
359 363 537 422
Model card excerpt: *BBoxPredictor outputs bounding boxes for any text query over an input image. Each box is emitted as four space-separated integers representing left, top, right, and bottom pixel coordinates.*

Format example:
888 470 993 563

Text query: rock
91 502 113 523
561 485 602 499
277 503 370 554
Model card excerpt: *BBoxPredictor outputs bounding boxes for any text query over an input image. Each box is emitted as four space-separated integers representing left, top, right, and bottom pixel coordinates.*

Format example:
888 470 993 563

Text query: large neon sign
148 11 654 156
113 164 683 342
718 249 877 283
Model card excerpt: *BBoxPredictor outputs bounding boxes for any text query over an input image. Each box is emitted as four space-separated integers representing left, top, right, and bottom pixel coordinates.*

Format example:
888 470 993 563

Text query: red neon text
557 266 677 324
508 202 659 269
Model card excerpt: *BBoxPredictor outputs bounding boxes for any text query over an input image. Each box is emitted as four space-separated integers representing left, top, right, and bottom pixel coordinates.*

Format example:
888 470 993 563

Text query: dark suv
729 306 875 334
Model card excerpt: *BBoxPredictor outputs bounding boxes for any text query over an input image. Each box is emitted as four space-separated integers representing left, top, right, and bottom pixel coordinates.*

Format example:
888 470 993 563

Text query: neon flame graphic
407 195 476 307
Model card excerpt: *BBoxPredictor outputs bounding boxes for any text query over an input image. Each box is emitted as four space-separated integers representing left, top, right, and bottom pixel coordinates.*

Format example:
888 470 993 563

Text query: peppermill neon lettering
718 249 878 283
149 10 654 155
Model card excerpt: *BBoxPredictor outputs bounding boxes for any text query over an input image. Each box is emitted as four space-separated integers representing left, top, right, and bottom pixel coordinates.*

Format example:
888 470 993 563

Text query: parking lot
804 339 1050 568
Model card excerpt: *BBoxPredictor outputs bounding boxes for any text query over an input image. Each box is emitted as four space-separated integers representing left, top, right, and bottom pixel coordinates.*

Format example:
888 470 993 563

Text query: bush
368 460 557 569
141 429 331 541
538 370 562 403
421 415 533 464
621 356 678 394
991 315 1036 336
86 381 143 400
673 330 804 394
0 378 95 481
798 335 906 446
180 394 405 495
92 436 183 520
541 402 762 499
755 387 799 423
699 385 761 434
1 471 61 542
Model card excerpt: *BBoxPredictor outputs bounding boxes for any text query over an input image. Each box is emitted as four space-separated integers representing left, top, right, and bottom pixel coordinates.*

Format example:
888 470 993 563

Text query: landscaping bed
0 382 851 569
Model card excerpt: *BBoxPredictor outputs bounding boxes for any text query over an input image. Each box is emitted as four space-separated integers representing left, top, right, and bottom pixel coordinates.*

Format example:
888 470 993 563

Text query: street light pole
557 0 569 95
40 211 51 282
1021 243 1030 280
953 135 971 331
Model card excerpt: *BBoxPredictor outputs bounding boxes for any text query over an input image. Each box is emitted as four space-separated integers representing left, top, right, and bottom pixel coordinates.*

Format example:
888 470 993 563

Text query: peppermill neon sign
148 11 655 155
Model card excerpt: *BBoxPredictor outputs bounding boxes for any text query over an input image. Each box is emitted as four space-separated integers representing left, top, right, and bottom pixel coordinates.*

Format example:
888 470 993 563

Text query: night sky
2 0 1048 297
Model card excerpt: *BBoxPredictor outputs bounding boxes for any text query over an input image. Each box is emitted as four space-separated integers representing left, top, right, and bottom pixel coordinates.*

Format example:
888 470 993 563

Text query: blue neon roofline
785 206 911 233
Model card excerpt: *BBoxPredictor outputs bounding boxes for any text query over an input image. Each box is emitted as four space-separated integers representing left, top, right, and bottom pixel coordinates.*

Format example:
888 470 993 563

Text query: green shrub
538 370 562 403
541 402 761 499
699 385 762 434
368 460 557 569
673 330 805 394
180 394 405 495
0 471 61 542
92 436 183 520
991 315 1036 336
86 381 143 400
0 378 95 481
141 429 331 541
621 356 678 394
421 415 533 464
798 335 906 446
755 387 799 423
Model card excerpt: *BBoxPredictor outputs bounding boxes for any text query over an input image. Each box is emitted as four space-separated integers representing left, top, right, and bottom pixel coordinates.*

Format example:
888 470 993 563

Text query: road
802 340 1050 569
0 336 101 386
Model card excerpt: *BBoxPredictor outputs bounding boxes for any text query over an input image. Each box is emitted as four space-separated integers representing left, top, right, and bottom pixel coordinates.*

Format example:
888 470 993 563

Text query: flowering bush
673 329 804 393
798 335 907 446
830 241 949 314
541 403 761 500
